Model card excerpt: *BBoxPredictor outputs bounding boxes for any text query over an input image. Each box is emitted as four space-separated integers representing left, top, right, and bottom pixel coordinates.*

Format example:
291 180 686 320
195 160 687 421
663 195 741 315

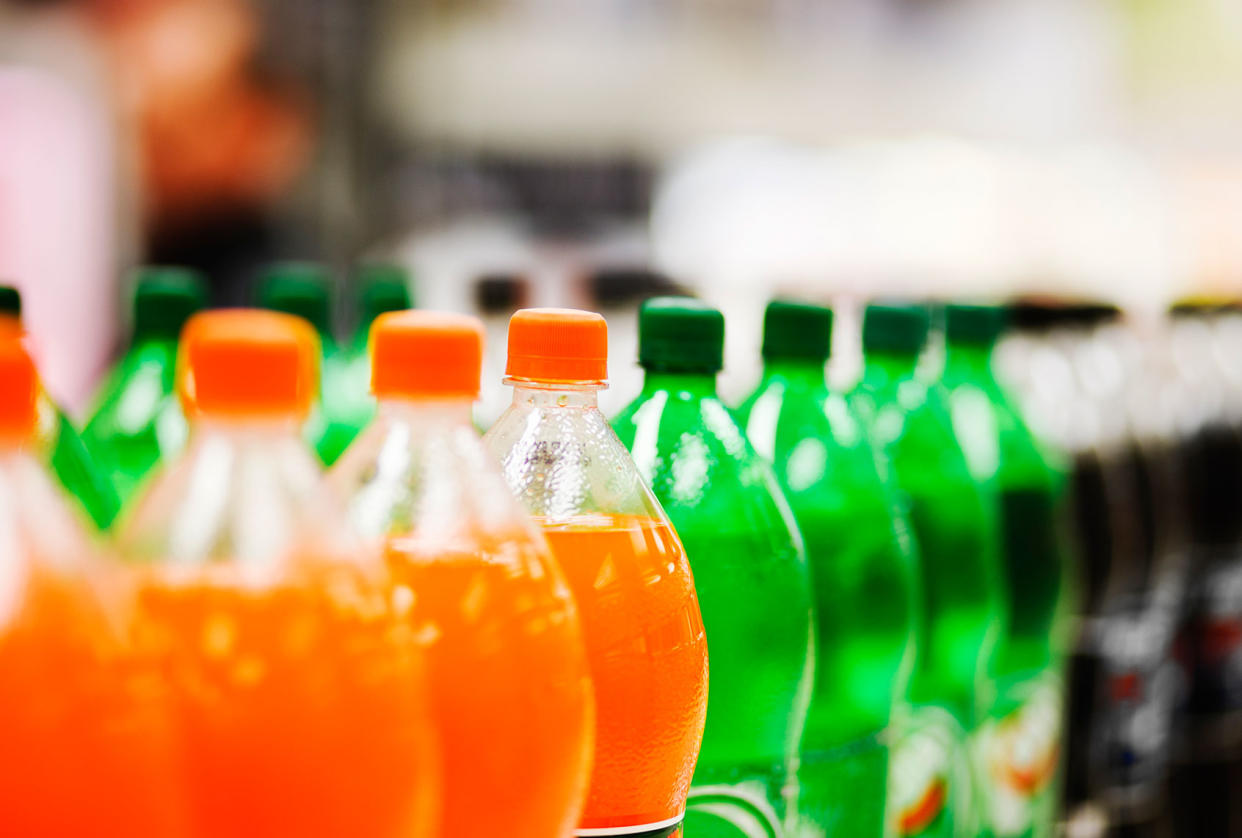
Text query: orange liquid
134 563 438 838
537 514 709 833
385 534 594 838
0 568 184 837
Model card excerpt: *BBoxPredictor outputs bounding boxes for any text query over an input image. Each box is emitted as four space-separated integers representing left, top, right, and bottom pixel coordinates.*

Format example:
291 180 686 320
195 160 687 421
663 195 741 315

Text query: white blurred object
650 138 1192 313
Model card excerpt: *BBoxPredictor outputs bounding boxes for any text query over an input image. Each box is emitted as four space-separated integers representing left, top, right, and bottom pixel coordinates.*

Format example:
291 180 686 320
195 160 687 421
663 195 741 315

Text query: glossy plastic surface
485 381 708 835
739 359 919 837
854 349 1003 838
332 399 594 838
0 447 181 834
943 338 1069 838
118 418 438 838
615 369 813 837
82 334 186 508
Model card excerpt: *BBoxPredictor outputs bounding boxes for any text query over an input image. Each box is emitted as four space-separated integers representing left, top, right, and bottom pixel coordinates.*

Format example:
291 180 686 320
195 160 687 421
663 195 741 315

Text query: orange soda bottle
0 324 184 837
331 310 595 838
116 310 439 838
483 308 709 838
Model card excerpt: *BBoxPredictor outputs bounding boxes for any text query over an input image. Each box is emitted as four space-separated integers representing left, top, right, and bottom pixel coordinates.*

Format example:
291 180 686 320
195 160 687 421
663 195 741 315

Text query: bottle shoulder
943 376 1060 486
117 429 356 580
484 399 666 522
331 414 545 551
614 389 803 545
0 452 96 575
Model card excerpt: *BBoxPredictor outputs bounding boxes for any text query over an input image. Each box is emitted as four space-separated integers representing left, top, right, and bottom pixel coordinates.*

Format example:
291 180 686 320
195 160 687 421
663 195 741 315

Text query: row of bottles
16 262 412 532
0 275 1073 836
1001 301 1242 837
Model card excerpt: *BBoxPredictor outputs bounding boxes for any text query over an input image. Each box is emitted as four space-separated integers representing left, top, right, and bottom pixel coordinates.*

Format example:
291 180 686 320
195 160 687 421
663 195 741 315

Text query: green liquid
81 339 184 510
46 403 121 530
943 342 1070 838
739 366 919 838
615 376 814 836
854 352 1003 838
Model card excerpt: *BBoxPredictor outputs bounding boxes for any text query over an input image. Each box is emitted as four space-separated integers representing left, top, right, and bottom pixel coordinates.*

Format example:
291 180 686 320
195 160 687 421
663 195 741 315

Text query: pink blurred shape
0 67 117 413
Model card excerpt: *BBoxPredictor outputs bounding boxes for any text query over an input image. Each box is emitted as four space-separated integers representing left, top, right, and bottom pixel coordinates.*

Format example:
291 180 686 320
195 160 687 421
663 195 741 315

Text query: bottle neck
943 341 995 379
376 397 475 427
507 378 603 409
194 413 305 438
760 357 828 389
640 367 718 397
864 350 920 386
130 331 181 353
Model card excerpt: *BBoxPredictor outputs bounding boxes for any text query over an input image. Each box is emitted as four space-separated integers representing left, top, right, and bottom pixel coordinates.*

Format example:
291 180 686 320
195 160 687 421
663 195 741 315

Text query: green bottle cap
945 303 1006 347
258 262 333 336
133 267 208 340
762 300 833 362
356 264 413 327
638 296 724 373
0 286 21 318
862 302 930 356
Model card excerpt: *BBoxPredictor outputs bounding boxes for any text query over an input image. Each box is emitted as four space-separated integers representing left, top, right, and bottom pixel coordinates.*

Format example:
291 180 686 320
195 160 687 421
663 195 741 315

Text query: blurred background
5 0 1242 412
6 3 1242 834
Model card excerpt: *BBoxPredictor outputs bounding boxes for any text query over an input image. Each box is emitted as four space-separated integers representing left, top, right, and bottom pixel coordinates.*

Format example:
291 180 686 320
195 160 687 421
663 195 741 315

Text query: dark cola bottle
1166 301 1242 838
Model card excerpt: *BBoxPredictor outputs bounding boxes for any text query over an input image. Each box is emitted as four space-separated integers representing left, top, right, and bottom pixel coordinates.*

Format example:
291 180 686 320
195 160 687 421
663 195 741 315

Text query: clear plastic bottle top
118 309 438 838
333 309 594 838
484 307 708 837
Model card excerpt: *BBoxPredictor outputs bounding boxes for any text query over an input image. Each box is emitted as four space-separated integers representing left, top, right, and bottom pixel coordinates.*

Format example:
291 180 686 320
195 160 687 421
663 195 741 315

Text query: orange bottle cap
181 309 319 417
505 308 608 383
0 318 37 440
371 310 485 399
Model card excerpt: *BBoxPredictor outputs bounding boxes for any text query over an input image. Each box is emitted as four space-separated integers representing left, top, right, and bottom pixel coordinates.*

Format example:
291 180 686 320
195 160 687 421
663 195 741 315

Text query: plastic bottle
116 309 438 838
351 264 414 354
612 298 813 837
737 300 918 837
257 261 356 464
1167 302 1242 838
0 325 183 835
484 308 708 838
82 267 206 505
853 302 1003 838
941 303 1070 838
0 286 120 529
331 309 593 838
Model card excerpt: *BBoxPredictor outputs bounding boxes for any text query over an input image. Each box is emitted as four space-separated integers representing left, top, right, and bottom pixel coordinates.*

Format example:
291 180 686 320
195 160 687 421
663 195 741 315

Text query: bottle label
975 675 1064 837
575 815 684 837
888 706 971 837
1177 552 1242 752
1093 603 1179 797
687 781 785 838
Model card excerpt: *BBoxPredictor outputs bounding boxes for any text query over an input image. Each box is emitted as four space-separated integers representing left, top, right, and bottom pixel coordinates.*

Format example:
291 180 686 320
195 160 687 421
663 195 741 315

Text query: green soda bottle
0 288 119 528
853 302 1003 838
352 264 413 354
941 304 1068 838
736 300 918 838
257 262 354 465
0 286 121 530
81 267 205 510
338 264 413 436
612 298 815 838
